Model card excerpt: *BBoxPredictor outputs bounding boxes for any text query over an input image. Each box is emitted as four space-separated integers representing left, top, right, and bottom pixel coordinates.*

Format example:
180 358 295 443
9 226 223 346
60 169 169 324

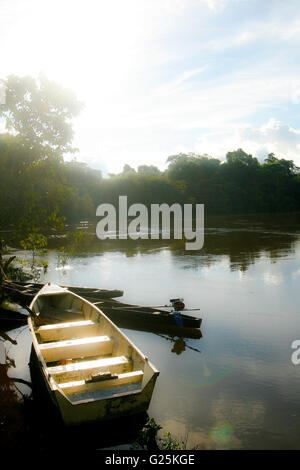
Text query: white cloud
2 0 300 172
155 66 208 97
72 60 300 171
263 272 283 286
204 0 233 12
192 118 300 165
292 268 300 279
173 67 208 86
239 119 300 161
206 17 300 53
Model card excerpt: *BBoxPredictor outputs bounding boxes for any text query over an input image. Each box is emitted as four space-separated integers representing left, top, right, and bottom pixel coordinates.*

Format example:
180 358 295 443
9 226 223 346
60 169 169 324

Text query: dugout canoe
28 283 159 426
93 300 202 330
0 300 28 326
3 280 201 331
3 280 124 300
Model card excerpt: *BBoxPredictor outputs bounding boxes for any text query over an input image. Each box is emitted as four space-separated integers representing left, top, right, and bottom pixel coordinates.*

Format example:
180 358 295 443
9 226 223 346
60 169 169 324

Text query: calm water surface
2 214 300 449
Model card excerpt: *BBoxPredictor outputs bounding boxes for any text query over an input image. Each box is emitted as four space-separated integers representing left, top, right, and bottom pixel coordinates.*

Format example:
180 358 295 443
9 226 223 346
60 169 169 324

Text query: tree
137 165 161 176
0 75 84 281
226 149 258 167
122 164 136 174
0 73 83 160
264 153 299 176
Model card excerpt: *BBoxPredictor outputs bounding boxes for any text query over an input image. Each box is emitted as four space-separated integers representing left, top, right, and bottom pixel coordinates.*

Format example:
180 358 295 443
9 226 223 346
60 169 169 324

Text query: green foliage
0 74 83 159
56 230 84 268
165 150 300 214
1 135 300 232
122 164 136 175
136 417 187 450
137 417 162 449
0 74 85 281
0 75 300 240
15 254 49 282
226 148 259 167
20 233 48 252
137 164 161 176
158 432 182 450
1 141 300 236
0 239 14 285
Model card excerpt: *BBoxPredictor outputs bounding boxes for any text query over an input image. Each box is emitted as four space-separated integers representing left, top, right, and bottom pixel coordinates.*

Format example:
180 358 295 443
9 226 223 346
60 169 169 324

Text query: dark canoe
65 286 123 299
1 281 202 333
0 307 28 327
118 322 202 339
92 299 202 330
2 280 124 300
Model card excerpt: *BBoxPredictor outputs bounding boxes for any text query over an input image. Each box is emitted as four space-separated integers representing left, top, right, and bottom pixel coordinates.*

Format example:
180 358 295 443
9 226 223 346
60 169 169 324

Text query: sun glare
3 0 158 113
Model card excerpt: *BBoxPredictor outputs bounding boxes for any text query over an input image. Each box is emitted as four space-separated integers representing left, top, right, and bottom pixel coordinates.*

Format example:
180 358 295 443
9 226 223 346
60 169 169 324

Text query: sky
1 0 300 174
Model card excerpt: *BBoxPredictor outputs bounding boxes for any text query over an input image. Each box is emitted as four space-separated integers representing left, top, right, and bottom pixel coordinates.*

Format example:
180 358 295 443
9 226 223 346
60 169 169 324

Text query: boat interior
31 292 148 403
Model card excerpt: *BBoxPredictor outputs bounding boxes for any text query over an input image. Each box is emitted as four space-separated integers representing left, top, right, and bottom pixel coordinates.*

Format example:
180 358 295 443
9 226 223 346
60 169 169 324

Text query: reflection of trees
48 232 178 257
170 221 298 272
0 331 17 345
194 230 297 272
37 214 300 272
0 346 19 397
0 329 32 449
0 341 24 447
0 330 31 394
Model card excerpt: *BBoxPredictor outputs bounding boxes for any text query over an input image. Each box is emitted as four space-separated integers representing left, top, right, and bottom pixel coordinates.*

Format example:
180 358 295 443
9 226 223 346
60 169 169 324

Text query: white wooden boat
28 283 159 426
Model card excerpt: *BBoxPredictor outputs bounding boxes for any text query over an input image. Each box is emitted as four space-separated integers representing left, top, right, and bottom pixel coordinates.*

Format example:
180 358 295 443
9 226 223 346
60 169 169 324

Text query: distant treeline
1 74 299 239
0 134 300 231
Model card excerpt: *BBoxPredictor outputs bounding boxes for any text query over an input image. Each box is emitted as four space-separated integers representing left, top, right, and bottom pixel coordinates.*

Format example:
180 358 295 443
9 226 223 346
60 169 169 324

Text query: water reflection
1 213 300 449
0 330 17 345
0 326 32 450
114 322 202 340
0 326 31 390
155 333 202 355
43 213 300 273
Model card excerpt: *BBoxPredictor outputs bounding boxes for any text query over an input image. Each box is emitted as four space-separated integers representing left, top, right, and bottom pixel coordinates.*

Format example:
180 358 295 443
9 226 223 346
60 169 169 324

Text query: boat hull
28 283 159 426
29 345 158 426
54 369 158 426
100 306 202 329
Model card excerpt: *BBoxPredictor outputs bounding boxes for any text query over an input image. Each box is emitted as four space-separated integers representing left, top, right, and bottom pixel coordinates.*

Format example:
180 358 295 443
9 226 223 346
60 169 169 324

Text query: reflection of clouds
237 356 300 401
226 351 300 433
291 268 300 279
159 418 218 450
263 272 283 286
213 395 265 426
160 401 246 449
238 269 254 282
55 265 72 271
211 395 265 448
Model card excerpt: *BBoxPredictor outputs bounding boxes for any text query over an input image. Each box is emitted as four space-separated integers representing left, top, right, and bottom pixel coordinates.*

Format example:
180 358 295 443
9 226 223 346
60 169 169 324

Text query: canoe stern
54 370 159 426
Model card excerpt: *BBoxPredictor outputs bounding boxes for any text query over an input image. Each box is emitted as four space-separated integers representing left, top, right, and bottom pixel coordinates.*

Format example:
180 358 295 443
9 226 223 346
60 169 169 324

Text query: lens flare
210 422 234 445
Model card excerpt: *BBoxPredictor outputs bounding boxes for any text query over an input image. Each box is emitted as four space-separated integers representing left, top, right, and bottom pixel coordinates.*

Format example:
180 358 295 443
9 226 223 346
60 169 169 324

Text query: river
1 213 300 449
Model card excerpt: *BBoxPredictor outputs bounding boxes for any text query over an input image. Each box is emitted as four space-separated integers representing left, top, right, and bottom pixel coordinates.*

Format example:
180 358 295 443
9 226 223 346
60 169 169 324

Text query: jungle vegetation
1 74 300 238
